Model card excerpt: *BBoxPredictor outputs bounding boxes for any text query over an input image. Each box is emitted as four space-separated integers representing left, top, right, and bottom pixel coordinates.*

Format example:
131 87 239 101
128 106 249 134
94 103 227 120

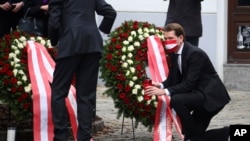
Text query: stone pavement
92 87 250 141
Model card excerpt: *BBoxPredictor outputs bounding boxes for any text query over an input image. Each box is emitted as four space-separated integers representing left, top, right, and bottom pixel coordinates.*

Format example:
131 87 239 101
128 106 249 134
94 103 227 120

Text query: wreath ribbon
27 41 78 141
147 36 183 141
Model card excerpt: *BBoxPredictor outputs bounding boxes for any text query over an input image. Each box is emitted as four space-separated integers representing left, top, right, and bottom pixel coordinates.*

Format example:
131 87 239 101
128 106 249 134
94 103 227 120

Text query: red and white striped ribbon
27 41 78 141
147 36 183 141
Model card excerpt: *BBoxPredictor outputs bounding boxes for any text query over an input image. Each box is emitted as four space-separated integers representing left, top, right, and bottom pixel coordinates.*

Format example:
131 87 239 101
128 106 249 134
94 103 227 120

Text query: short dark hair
164 23 186 40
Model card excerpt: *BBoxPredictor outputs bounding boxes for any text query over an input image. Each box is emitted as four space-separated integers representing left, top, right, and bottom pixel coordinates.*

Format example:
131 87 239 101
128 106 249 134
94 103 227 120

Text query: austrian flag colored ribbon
27 41 78 141
147 36 183 141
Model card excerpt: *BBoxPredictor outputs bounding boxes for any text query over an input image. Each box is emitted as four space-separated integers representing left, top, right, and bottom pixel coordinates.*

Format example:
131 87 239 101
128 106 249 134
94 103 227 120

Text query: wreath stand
121 113 135 141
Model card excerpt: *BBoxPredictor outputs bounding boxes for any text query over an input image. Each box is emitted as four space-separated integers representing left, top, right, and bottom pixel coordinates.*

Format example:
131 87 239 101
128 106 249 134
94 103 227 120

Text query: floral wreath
0 31 56 123
100 20 164 130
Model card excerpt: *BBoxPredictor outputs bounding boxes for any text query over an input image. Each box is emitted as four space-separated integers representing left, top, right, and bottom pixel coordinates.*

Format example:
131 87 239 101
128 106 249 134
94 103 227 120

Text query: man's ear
179 35 184 42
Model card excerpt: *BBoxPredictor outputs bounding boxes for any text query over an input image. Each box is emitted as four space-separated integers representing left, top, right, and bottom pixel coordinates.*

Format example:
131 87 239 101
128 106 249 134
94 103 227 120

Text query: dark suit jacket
48 0 116 59
165 0 202 37
163 42 230 112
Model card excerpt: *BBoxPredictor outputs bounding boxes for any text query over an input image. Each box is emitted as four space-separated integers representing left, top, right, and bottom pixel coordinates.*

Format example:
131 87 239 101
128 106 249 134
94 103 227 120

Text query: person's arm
95 0 116 34
48 0 63 47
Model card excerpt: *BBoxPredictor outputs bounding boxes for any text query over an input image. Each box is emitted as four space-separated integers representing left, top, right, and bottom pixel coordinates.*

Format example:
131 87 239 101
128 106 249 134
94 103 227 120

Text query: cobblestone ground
92 87 250 141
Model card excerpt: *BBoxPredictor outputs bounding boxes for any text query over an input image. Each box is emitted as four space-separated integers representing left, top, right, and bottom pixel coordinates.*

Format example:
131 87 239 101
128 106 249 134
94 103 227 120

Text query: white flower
14 58 20 63
134 84 141 89
143 33 150 38
130 67 135 73
131 31 137 37
152 95 156 100
154 101 158 108
30 37 35 41
127 59 133 65
11 45 17 50
123 40 129 45
125 70 130 76
17 43 24 49
138 35 144 41
132 88 137 94
132 76 138 81
22 75 27 81
133 41 140 47
128 36 133 42
17 81 22 85
129 81 134 87
13 69 18 76
24 84 31 93
137 96 144 102
14 64 20 68
138 28 143 34
9 53 16 59
37 36 43 41
143 28 149 33
10 61 14 66
122 47 126 52
149 28 155 33
19 36 27 42
14 50 20 55
127 45 134 51
128 53 133 58
121 55 126 61
23 42 27 47
146 100 152 105
40 40 46 45
18 70 24 74
122 62 128 68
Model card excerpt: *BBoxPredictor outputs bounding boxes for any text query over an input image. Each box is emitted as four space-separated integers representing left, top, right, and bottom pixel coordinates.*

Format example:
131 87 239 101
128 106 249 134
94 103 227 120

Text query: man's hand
11 2 24 12
152 81 162 88
144 86 166 96
0 2 12 11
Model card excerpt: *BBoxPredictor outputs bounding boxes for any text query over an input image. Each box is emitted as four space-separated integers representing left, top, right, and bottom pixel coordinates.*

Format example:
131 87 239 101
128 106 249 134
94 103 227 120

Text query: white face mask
164 39 178 53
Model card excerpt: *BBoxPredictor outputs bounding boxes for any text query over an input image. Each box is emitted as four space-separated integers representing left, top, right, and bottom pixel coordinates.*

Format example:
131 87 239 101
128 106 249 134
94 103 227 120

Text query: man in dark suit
145 23 230 141
48 0 116 140
165 0 203 46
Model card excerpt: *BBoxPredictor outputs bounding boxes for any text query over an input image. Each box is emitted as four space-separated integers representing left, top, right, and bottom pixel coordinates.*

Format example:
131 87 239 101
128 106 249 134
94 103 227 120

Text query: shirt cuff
164 89 170 96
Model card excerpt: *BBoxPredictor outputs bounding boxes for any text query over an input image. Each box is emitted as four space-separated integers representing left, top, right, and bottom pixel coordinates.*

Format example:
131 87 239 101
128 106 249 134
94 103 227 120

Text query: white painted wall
106 0 217 13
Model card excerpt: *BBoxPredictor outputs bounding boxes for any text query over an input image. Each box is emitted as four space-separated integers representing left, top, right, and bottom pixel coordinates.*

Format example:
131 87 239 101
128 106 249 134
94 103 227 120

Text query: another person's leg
186 36 200 47
76 53 101 141
0 16 11 38
51 56 77 141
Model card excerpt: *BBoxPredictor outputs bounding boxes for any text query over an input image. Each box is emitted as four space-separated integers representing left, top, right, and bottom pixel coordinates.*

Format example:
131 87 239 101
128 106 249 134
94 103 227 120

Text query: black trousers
170 91 222 140
51 53 101 141
0 12 22 38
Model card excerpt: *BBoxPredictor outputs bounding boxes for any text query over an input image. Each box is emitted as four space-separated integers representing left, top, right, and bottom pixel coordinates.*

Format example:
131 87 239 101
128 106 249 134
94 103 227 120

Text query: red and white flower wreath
100 20 164 130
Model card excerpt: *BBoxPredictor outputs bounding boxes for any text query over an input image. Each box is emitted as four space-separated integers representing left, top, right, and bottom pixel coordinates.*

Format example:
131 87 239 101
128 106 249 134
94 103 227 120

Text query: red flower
119 93 126 99
124 85 131 92
106 54 113 60
117 83 123 90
